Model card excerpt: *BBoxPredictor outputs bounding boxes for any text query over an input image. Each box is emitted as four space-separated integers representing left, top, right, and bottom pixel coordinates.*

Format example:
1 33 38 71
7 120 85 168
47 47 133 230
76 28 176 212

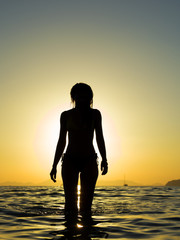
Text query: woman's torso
65 108 97 157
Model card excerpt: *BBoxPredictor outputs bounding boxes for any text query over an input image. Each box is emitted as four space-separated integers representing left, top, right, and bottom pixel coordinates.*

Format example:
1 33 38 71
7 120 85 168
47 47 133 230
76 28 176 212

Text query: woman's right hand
101 160 108 175
50 167 57 182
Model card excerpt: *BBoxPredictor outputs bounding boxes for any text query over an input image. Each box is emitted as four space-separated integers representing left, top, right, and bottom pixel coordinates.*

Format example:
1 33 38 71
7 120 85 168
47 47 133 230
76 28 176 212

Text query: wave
0 186 180 239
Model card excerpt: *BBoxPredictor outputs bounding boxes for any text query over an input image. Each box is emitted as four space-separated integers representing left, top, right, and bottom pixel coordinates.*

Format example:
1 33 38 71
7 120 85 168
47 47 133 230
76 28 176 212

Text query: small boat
123 175 128 186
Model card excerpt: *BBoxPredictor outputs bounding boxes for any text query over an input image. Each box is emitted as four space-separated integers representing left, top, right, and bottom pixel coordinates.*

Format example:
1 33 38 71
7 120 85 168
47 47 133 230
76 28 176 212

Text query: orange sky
1 1 180 186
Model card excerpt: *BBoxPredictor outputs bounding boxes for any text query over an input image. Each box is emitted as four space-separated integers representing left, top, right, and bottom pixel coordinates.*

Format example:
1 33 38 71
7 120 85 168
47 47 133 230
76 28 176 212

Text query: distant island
0 179 142 186
165 179 180 187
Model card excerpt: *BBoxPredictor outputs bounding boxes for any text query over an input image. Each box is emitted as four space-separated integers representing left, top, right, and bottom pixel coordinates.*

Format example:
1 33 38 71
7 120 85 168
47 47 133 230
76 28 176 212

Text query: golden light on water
77 185 81 210
77 223 83 228
77 185 84 229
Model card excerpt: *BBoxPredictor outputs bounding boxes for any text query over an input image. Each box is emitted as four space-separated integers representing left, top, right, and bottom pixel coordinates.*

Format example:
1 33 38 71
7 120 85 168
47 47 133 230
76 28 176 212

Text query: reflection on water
50 220 109 239
0 186 180 239
77 184 81 210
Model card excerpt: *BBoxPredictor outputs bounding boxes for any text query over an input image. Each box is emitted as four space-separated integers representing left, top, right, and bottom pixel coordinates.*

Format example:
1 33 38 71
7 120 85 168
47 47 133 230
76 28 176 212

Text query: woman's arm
95 110 108 175
50 111 67 182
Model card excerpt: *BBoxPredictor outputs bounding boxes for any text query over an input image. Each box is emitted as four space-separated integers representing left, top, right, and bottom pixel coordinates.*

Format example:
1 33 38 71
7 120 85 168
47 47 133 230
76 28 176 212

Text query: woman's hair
70 83 93 107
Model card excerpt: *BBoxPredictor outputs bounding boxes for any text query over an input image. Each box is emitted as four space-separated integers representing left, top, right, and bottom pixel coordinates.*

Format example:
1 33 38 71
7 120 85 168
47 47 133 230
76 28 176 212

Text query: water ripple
0 186 180 239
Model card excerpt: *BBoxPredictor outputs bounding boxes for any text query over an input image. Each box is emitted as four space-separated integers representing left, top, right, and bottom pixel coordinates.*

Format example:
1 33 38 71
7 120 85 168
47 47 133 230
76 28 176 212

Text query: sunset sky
1 0 180 186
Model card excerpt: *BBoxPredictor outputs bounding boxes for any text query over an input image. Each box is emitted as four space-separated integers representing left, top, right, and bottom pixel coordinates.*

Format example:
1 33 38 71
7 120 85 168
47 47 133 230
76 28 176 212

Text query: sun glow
34 106 120 172
34 108 61 169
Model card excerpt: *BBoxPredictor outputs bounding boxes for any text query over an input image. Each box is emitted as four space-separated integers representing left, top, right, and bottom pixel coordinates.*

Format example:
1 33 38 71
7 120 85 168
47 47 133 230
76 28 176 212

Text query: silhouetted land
166 179 180 186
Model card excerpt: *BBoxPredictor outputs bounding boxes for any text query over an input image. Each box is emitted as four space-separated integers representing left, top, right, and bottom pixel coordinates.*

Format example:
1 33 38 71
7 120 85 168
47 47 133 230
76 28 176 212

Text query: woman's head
70 83 93 108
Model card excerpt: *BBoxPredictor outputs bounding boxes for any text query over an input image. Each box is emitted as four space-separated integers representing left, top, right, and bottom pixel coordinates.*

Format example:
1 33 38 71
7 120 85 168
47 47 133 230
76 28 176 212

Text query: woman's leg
61 157 79 218
80 157 98 214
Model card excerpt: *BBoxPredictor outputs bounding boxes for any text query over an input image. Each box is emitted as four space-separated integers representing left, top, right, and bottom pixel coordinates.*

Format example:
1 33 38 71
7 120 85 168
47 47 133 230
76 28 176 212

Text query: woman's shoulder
61 108 101 117
92 108 101 115
91 109 102 121
61 109 74 117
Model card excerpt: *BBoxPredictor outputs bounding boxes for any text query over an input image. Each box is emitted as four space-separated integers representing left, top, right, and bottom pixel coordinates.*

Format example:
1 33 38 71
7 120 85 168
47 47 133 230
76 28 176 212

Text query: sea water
0 186 180 239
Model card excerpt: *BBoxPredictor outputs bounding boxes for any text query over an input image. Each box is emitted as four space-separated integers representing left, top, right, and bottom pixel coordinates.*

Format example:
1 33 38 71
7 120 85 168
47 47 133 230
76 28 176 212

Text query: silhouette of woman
50 83 108 224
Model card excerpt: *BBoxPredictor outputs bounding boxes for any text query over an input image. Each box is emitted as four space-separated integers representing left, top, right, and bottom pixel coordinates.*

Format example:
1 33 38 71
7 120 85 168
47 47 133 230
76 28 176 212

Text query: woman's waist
66 143 95 153
64 148 97 160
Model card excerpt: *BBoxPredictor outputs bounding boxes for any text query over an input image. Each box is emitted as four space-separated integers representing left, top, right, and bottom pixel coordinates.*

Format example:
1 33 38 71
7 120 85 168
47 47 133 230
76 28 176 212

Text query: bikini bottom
62 153 98 173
